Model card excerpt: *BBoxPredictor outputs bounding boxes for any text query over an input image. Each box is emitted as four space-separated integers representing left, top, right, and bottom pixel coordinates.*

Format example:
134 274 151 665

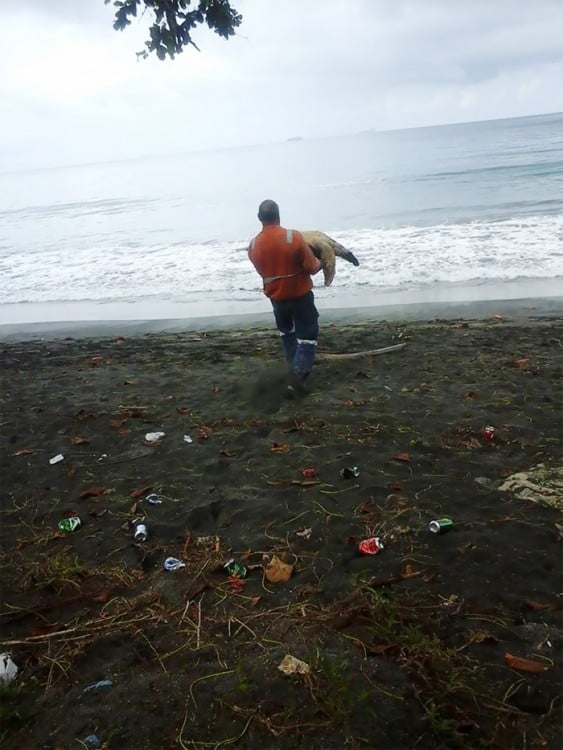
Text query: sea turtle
301 231 360 286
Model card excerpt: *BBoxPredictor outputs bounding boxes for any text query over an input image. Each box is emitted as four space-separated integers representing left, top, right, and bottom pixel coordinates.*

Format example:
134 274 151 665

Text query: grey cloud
240 0 563 89
15 0 111 23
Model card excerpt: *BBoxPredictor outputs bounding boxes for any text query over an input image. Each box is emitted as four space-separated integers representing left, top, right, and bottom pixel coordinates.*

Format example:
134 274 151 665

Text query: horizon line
2 110 561 177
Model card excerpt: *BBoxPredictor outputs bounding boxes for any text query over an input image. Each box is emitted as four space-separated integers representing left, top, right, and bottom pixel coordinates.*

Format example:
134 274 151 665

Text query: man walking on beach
248 199 322 395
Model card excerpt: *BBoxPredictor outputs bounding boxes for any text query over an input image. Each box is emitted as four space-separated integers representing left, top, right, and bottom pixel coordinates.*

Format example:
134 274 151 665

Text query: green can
223 559 247 578
429 518 453 534
58 516 81 533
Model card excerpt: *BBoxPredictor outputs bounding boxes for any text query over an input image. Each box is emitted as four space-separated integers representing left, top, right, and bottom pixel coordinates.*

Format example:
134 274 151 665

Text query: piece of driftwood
317 343 406 361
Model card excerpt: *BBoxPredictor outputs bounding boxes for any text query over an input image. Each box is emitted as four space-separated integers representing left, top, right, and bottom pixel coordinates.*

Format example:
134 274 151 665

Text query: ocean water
0 112 562 324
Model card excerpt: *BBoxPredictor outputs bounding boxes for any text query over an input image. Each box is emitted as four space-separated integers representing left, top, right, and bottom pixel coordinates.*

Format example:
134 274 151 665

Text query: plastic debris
97 453 108 462
429 518 454 534
278 654 311 676
295 527 313 540
145 431 165 443
0 653 18 683
83 679 113 692
340 465 360 478
183 434 193 444
58 517 81 533
145 493 163 505
82 735 101 749
504 652 549 674
224 559 247 578
11 448 35 457
227 576 245 593
358 537 384 555
49 453 64 465
164 557 186 571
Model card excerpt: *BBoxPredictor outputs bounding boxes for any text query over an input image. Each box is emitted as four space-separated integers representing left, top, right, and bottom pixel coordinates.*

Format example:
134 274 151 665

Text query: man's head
258 199 280 226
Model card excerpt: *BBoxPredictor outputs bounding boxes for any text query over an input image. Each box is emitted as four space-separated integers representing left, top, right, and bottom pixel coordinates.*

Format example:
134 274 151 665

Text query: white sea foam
1 214 561 305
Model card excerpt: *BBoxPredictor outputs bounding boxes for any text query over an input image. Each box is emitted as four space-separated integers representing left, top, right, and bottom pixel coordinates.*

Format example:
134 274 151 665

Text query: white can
0 653 18 683
134 523 148 542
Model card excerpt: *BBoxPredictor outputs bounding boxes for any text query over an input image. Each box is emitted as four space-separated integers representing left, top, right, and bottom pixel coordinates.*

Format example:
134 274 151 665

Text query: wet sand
0 310 561 749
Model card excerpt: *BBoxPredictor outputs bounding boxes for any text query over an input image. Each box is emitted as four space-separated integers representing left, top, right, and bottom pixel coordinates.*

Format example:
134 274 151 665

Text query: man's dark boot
285 372 309 399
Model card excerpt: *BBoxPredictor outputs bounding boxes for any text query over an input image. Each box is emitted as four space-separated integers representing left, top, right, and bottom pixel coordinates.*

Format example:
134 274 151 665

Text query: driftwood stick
317 343 406 361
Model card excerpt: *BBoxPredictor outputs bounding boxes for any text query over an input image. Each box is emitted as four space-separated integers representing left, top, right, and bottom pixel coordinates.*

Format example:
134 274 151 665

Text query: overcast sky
2 0 563 171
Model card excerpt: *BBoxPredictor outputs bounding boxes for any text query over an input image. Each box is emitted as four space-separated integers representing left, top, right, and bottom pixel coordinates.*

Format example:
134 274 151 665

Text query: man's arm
296 232 322 275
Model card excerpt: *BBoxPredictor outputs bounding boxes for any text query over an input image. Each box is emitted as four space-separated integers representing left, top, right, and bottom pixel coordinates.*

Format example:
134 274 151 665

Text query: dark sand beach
1 309 562 749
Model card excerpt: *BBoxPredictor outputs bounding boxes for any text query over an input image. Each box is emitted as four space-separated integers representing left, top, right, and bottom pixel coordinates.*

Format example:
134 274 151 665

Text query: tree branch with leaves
105 0 243 60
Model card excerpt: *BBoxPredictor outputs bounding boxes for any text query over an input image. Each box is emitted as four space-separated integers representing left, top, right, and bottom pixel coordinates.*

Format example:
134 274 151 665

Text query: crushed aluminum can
0 653 18 683
83 679 113 693
145 493 163 505
223 558 247 578
133 522 148 542
82 735 101 749
358 537 384 555
482 425 495 441
341 465 360 479
145 431 165 443
58 516 81 533
49 453 64 465
164 557 186 571
429 518 454 534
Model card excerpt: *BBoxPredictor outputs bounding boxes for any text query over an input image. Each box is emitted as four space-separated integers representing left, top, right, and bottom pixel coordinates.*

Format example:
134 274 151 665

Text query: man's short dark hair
258 199 280 224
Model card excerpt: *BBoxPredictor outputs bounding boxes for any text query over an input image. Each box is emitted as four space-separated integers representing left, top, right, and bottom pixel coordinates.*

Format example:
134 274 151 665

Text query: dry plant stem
1 612 153 646
188 670 235 710
317 343 406 360
137 630 169 676
180 597 192 625
231 616 258 640
197 597 203 650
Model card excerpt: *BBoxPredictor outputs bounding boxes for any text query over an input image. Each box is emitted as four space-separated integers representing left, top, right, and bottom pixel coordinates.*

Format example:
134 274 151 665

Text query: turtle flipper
333 244 359 267
318 232 359 267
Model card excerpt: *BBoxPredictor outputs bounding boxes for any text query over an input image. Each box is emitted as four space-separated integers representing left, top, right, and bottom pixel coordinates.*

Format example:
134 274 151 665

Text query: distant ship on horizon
286 136 304 142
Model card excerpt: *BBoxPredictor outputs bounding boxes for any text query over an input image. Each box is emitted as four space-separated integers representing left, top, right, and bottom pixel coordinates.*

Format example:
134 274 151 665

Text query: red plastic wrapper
358 537 384 555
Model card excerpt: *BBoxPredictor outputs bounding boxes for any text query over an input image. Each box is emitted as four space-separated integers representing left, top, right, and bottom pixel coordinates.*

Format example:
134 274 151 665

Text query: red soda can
358 537 384 555
482 425 495 441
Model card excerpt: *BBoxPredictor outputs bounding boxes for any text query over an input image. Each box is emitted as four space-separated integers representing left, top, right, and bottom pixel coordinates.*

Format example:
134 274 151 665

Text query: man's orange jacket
248 225 321 301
